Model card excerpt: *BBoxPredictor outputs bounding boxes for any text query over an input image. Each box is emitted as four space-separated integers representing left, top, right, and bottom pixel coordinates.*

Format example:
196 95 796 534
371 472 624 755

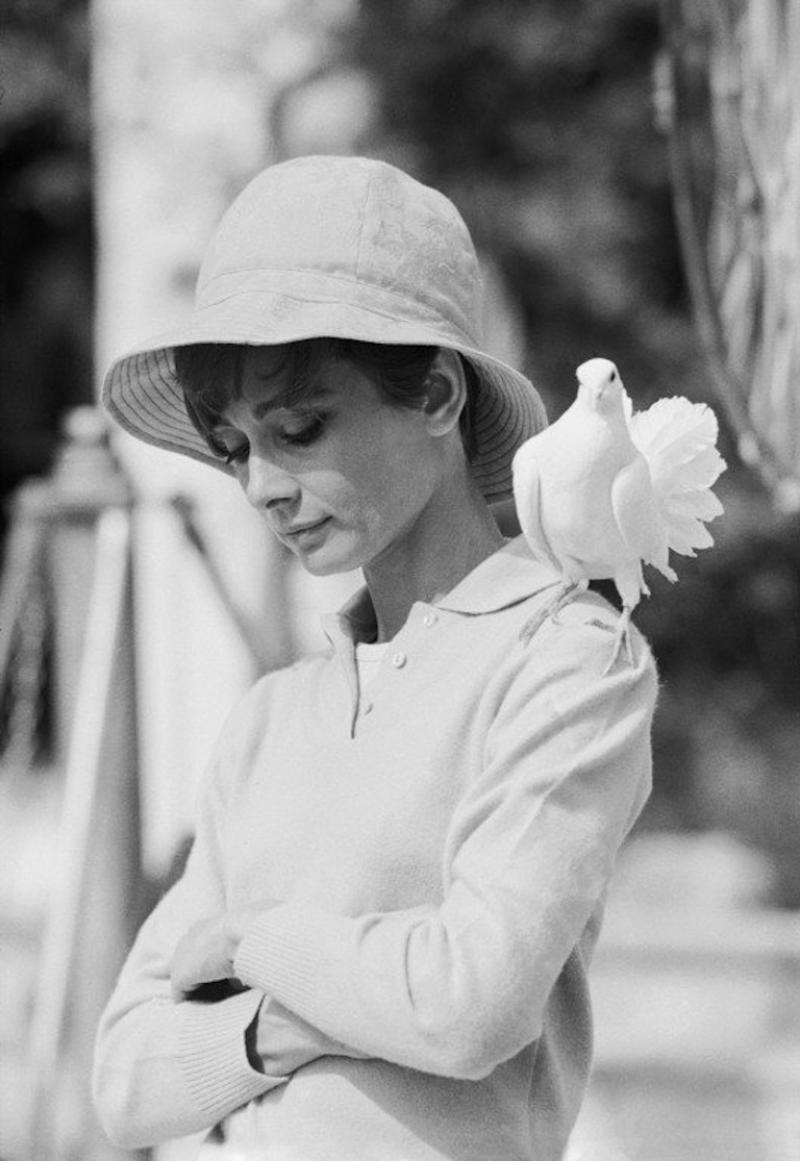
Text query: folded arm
232 617 657 1080
92 723 363 1151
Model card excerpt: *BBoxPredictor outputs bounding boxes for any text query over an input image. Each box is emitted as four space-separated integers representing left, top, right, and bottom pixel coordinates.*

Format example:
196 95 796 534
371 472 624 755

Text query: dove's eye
609 370 617 381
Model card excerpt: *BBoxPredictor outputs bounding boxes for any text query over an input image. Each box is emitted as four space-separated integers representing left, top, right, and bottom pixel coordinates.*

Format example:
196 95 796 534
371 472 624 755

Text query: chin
293 537 366 577
299 554 352 577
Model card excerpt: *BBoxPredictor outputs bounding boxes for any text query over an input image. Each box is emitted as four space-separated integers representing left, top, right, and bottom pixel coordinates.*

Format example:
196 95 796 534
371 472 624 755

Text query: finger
170 970 190 1003
170 953 196 1003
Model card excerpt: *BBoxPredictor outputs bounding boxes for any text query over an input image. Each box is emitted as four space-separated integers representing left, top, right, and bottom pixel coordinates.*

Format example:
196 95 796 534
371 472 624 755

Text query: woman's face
209 345 446 575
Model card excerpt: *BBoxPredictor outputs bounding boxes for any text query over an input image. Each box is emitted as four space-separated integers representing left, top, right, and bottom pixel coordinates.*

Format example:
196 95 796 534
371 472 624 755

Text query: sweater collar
434 535 562 614
323 536 562 646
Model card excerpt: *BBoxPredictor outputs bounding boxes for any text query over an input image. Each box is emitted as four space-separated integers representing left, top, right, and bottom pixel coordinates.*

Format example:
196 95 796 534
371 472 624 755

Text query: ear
422 349 467 437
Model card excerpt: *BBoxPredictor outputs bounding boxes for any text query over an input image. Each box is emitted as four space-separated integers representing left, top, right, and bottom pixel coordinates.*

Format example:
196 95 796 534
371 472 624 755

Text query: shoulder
436 537 658 706
482 594 658 799
533 588 652 660
496 587 659 719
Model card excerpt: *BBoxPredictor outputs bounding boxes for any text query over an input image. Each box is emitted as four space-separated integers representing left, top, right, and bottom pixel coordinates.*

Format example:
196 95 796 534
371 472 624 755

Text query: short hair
173 339 480 462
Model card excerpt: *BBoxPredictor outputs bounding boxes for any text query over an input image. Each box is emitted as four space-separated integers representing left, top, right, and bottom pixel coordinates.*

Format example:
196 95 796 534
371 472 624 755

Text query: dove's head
576 358 625 415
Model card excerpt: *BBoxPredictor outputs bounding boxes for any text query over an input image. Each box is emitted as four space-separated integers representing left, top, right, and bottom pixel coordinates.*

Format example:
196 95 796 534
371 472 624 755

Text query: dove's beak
577 376 605 402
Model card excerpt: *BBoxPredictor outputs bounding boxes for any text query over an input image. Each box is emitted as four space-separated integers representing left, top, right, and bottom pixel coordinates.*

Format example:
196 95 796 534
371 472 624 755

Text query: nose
243 451 301 511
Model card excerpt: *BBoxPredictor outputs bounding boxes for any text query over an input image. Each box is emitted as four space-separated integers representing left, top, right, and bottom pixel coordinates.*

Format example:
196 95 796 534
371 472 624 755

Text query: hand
170 914 237 1002
170 901 280 1003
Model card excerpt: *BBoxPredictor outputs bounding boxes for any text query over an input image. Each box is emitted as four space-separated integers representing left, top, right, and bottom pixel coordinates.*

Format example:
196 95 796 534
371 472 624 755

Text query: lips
280 517 331 539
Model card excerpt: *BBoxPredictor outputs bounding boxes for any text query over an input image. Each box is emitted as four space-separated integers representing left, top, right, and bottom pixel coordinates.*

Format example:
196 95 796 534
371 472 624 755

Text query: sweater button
391 651 407 668
422 611 438 627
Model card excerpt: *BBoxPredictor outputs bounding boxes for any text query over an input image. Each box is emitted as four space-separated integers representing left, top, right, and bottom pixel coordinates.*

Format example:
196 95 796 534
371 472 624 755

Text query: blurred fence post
49 409 135 759
24 407 145 1160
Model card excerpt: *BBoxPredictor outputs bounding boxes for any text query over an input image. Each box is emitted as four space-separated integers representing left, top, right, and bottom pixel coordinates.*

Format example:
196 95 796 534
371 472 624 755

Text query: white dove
512 357 725 669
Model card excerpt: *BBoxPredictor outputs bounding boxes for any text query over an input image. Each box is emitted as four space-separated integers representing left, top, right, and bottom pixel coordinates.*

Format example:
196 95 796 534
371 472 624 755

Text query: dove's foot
602 608 634 675
520 580 587 645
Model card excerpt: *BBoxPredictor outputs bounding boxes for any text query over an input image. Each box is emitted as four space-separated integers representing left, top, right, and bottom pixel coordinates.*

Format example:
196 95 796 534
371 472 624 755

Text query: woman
94 155 656 1160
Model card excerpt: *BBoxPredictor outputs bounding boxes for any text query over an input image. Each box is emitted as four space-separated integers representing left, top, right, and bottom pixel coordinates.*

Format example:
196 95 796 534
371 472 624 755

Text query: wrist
224 911 249 963
227 902 274 957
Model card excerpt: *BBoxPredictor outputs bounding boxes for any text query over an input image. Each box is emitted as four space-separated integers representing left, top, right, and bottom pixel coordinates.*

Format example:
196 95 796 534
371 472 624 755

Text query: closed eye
277 412 328 447
207 432 249 465
224 443 249 465
208 409 329 463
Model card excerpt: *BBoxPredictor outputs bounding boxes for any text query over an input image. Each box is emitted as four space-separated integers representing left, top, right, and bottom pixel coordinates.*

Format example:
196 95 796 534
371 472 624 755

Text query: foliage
352 0 697 412
0 0 93 528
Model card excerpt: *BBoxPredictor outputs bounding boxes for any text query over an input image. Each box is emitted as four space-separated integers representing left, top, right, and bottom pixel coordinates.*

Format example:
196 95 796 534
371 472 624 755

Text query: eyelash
212 412 328 465
223 444 247 466
281 413 327 447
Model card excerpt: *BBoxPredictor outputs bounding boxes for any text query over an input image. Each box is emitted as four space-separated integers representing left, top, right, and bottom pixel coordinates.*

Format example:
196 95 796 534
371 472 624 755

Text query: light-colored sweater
93 537 657 1160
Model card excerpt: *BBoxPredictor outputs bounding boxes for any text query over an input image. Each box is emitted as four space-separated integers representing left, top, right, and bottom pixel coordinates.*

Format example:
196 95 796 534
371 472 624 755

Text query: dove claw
602 608 634 675
519 580 587 645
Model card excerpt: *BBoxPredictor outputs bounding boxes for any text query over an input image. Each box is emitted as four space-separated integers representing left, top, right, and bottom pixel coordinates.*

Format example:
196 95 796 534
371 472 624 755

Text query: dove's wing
512 443 560 570
629 397 725 557
610 455 674 585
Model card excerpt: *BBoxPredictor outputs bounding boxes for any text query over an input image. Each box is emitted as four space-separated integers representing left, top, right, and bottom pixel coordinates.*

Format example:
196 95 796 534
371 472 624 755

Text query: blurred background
1 1 799 1159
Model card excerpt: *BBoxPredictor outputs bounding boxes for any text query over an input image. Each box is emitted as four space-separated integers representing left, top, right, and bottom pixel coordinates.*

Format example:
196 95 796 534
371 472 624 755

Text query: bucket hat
102 154 548 502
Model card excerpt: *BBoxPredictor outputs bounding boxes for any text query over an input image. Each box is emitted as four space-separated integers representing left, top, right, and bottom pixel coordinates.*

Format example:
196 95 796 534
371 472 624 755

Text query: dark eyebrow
248 383 334 420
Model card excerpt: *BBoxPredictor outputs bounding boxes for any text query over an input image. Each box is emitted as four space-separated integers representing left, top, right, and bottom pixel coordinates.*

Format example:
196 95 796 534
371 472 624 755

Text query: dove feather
512 357 724 666
629 396 725 558
610 456 667 570
511 445 560 571
668 490 724 520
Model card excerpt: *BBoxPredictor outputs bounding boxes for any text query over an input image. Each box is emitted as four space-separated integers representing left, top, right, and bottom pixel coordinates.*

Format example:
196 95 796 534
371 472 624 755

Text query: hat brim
102 291 548 503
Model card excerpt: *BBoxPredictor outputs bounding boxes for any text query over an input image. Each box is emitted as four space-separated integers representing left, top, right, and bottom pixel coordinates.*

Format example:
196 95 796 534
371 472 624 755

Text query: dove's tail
629 397 726 559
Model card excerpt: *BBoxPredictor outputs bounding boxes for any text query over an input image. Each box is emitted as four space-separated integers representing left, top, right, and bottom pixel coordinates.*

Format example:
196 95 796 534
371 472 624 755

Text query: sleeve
91 700 362 1151
233 615 658 1081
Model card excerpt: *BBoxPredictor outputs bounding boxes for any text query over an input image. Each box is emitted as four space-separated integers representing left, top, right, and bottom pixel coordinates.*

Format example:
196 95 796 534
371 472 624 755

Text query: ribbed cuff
234 906 353 1025
178 987 283 1119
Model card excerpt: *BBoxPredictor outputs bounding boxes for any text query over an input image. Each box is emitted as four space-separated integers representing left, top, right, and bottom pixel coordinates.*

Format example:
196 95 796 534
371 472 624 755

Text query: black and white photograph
1 2 798 1159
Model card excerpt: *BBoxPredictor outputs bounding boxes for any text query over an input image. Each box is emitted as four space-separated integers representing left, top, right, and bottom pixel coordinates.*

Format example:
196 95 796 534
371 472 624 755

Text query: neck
363 471 504 642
